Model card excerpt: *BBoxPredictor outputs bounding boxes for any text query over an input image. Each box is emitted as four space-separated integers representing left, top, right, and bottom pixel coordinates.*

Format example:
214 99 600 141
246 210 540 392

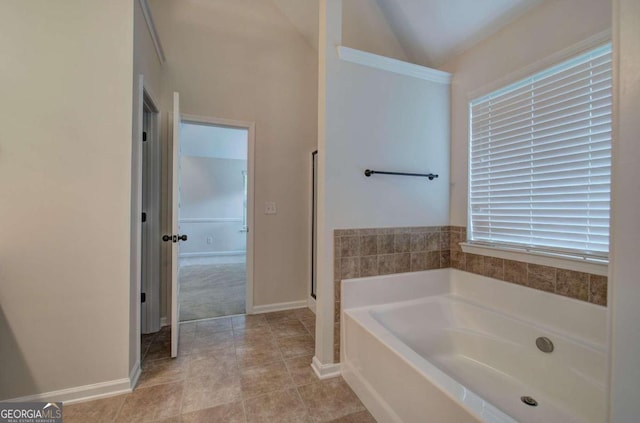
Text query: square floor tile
240 359 295 399
115 382 183 423
181 374 242 414
63 395 126 423
244 388 310 423
298 378 365 423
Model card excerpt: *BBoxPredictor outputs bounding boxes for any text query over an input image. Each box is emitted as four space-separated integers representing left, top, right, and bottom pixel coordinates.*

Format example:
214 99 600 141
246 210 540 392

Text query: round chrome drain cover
521 396 538 407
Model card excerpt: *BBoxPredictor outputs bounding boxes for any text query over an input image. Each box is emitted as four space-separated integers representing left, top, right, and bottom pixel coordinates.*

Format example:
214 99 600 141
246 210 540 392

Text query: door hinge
142 131 147 142
142 212 147 223
141 292 146 303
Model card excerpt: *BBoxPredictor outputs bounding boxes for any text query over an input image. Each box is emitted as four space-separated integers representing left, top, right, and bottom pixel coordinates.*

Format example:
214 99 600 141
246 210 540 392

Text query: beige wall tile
527 264 556 293
410 252 428 271
556 269 589 301
440 250 451 268
377 234 394 254
340 257 360 279
377 254 395 275
426 232 440 251
450 250 466 270
394 253 411 273
360 235 377 256
439 231 450 250
359 256 378 277
426 251 440 270
484 257 504 280
589 274 608 306
340 236 360 258
410 233 427 252
504 260 527 285
394 233 411 253
466 253 484 274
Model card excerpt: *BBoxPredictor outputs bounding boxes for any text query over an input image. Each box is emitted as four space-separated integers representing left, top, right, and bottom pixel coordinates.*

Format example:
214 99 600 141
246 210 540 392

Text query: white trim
307 296 316 313
6 378 132 405
138 0 165 64
251 300 308 314
129 361 141 390
179 218 242 223
178 114 256 315
160 316 168 327
141 84 162 336
468 30 612 100
311 356 341 380
337 46 452 84
179 251 246 258
460 242 608 276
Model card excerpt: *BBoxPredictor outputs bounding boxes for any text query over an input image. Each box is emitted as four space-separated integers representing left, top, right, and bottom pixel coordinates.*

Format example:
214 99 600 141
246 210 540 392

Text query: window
468 44 612 260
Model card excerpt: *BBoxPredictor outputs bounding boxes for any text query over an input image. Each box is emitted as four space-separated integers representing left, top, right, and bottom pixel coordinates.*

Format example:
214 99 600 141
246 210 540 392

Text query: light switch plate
265 201 277 215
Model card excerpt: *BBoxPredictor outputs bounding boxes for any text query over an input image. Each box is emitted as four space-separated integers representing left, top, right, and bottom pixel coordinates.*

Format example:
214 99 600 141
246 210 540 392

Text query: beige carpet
179 263 246 321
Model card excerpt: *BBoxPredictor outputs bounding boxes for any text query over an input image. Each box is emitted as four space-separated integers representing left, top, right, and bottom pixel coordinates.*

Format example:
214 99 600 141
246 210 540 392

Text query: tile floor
64 308 376 423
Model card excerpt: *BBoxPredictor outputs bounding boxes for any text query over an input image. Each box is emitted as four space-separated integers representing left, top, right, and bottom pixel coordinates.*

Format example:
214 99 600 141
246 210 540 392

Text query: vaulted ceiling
272 0 545 68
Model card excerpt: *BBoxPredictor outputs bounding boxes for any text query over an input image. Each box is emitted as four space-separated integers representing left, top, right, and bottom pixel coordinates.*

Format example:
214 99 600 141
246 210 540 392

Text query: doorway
178 117 253 321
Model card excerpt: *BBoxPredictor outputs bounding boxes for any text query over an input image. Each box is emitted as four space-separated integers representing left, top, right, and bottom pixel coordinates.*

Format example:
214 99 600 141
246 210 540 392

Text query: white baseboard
307 296 316 314
251 300 308 314
311 356 341 380
160 316 168 327
179 251 245 258
5 377 132 405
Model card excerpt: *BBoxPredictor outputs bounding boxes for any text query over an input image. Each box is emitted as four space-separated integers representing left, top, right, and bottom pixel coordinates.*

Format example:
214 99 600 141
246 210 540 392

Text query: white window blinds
468 44 612 259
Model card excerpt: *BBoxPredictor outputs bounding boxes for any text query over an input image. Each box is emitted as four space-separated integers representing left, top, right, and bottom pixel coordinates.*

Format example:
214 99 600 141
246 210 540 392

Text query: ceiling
272 0 544 68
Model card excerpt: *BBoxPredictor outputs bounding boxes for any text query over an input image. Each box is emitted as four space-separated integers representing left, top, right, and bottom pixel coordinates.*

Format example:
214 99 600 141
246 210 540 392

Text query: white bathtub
341 269 607 423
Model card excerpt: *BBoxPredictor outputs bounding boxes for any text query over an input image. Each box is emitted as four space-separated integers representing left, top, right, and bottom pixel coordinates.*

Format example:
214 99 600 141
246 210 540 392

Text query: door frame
141 89 161 334
179 113 256 314
131 74 161 382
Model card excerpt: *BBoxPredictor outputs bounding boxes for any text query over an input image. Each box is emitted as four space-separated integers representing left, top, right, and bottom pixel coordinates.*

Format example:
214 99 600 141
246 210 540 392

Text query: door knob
162 235 173 242
178 234 188 241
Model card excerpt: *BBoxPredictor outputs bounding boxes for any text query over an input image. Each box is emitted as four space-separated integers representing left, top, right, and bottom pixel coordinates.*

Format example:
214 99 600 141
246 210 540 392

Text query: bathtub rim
340 268 608 423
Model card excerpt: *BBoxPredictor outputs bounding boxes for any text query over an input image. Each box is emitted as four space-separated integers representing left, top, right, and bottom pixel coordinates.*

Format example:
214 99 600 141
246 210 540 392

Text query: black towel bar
364 169 438 181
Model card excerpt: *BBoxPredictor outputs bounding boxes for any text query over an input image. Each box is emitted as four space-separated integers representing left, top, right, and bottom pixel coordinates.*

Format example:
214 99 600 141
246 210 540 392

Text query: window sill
459 242 608 276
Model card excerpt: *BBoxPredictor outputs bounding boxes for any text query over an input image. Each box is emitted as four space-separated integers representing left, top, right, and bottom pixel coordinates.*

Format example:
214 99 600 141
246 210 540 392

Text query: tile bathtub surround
333 226 451 361
65 310 376 423
332 225 607 363
448 226 608 306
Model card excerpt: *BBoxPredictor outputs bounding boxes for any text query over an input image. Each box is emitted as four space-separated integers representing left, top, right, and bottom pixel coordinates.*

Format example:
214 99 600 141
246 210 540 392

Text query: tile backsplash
332 225 608 362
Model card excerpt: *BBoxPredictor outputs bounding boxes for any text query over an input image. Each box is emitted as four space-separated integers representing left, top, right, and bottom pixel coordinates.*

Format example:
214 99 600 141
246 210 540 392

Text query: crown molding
139 0 166 64
337 46 452 84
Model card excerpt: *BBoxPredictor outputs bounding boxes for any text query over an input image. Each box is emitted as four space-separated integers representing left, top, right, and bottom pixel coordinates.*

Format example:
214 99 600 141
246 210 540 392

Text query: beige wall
0 0 133 398
440 0 611 226
150 0 318 307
